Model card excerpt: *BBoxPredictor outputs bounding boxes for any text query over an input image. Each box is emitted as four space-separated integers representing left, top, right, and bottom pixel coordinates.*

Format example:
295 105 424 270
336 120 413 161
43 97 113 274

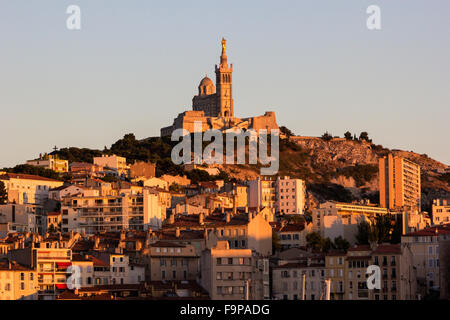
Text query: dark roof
372 244 401 255
165 213 251 229
348 245 371 252
150 241 186 248
0 173 62 183
403 224 450 237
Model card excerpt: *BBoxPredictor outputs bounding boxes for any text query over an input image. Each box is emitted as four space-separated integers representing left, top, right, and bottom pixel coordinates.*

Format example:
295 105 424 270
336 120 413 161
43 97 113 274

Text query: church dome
199 76 214 87
198 75 215 96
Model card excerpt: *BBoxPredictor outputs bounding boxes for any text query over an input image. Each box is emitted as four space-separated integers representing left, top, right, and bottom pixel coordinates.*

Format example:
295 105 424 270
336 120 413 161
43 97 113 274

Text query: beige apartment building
165 210 273 256
369 244 416 300
9 242 73 300
60 189 165 234
0 173 64 205
93 155 129 177
26 155 69 173
0 261 38 300
248 177 276 213
379 154 421 211
147 241 199 281
402 224 450 298
432 199 450 225
325 252 346 300
272 261 326 300
200 241 269 300
344 246 371 300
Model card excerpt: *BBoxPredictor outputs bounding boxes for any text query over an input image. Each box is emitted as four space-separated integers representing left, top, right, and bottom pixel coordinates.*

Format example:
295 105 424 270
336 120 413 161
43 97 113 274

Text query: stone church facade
160 38 279 137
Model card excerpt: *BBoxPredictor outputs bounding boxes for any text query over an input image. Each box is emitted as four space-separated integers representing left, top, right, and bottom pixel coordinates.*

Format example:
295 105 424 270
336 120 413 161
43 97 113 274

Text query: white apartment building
71 253 145 287
60 189 164 234
248 176 306 215
313 201 388 244
276 176 306 215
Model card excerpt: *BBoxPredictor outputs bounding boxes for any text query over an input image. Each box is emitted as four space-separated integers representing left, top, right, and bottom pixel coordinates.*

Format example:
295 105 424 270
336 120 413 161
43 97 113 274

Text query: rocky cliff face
291 136 379 167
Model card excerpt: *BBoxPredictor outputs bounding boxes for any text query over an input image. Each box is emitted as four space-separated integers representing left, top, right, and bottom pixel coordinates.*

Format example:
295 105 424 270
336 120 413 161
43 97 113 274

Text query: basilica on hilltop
160 38 279 137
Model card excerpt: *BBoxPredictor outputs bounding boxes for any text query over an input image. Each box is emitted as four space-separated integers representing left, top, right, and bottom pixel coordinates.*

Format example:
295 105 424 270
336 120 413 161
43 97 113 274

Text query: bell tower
215 38 234 118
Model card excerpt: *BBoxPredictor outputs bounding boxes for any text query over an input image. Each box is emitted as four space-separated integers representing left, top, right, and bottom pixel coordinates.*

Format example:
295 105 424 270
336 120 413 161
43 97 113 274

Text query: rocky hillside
219 135 449 212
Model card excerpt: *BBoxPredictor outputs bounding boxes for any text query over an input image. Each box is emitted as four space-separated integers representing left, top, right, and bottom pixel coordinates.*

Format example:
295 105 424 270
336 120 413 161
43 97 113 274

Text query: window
216 272 222 280
160 259 166 266
216 258 222 265
162 271 166 279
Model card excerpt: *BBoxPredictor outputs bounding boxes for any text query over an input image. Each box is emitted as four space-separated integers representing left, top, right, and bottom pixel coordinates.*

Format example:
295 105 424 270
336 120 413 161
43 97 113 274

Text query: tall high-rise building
379 154 421 211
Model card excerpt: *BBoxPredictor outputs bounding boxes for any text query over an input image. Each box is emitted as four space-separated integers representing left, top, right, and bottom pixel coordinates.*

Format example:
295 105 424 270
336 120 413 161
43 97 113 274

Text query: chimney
245 206 249 213
248 212 252 222
226 212 231 223
221 207 225 214
199 213 204 225
175 227 180 238
204 229 208 240
169 213 175 224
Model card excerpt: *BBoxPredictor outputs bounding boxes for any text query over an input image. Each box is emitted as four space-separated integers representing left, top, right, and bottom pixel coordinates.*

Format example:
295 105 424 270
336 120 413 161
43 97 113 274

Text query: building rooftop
0 173 62 183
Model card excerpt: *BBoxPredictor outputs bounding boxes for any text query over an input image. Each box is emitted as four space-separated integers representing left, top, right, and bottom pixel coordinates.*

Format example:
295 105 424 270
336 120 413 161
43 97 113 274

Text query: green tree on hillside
333 236 350 251
0 181 7 204
321 132 333 141
344 131 352 140
280 126 294 138
359 132 372 143
272 232 282 252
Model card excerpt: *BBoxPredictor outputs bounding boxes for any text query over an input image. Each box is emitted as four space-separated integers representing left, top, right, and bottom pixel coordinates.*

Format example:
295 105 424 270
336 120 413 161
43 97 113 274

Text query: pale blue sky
0 0 449 168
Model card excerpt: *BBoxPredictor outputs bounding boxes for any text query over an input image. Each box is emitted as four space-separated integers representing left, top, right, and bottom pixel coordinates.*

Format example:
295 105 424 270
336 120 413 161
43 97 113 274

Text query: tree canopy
0 181 7 204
